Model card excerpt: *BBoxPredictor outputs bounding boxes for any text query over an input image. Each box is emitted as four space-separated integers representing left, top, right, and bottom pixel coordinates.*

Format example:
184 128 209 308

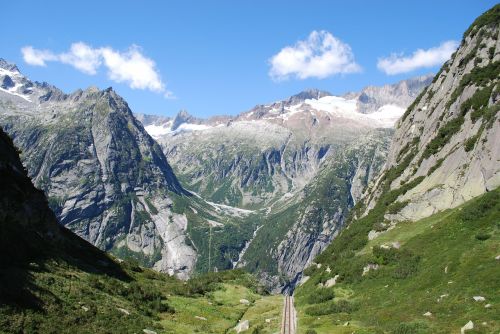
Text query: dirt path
280 295 296 334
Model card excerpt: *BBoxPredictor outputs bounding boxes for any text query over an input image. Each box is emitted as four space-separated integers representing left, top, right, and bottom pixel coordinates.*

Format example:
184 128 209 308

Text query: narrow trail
280 295 297 334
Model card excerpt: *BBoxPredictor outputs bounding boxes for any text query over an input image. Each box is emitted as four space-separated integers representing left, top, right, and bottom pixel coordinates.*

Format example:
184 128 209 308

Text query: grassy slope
0 257 278 334
163 284 282 333
295 188 500 334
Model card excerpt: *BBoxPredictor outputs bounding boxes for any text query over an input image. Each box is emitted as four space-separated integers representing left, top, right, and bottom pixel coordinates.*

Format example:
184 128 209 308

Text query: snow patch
0 86 32 102
303 95 404 127
144 122 172 138
0 67 22 78
305 95 358 115
365 104 405 127
176 123 212 132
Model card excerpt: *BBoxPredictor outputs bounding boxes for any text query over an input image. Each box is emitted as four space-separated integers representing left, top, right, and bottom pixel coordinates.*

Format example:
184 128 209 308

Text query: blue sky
1 0 497 118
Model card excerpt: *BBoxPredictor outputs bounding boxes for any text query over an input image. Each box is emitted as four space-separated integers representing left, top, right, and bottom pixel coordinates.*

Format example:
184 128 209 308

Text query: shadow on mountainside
0 127 130 310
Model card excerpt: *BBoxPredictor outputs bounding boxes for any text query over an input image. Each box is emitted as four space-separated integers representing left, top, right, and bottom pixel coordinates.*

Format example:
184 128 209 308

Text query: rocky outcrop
363 10 500 221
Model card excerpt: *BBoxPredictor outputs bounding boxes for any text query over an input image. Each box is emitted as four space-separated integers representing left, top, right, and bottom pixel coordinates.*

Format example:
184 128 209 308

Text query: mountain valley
0 3 499 334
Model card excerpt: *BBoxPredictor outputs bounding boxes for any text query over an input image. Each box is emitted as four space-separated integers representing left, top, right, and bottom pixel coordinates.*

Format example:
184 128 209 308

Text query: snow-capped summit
138 75 433 140
0 58 21 73
0 58 34 102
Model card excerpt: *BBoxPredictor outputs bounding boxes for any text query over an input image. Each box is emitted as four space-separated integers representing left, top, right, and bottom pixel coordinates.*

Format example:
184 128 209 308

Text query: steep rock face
0 124 122 276
363 9 500 222
240 130 390 292
0 63 196 278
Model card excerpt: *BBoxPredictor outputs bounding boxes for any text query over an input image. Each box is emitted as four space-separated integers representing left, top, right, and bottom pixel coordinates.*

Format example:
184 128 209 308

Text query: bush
392 255 420 279
387 200 409 214
393 321 429 334
461 189 499 222
305 299 358 316
401 87 427 122
464 134 479 152
446 61 500 109
306 330 318 334
373 246 401 265
475 233 491 241
372 247 420 279
305 288 335 304
427 158 444 175
421 116 464 160
460 85 493 117
252 325 264 334
373 222 389 232
463 4 500 38
489 46 495 59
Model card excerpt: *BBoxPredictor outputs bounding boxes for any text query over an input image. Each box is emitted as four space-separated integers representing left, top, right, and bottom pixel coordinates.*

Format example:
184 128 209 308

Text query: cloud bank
377 40 459 75
269 30 361 81
21 43 174 98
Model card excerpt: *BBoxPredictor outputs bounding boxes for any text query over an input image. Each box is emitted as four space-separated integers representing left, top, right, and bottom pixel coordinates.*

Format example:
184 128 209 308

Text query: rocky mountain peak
343 75 434 114
0 58 20 73
172 109 197 130
287 89 332 104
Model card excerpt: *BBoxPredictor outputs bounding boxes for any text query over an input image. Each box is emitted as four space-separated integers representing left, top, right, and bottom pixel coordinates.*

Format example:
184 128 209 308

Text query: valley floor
161 284 282 333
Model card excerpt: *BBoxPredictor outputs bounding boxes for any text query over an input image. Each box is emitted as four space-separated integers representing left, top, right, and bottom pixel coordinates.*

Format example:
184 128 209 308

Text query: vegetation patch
446 61 499 110
305 299 358 316
463 4 500 38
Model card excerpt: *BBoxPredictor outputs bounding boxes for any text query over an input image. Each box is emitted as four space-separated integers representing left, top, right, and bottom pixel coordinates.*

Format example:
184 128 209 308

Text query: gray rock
461 320 474 334
363 23 500 223
234 320 249 333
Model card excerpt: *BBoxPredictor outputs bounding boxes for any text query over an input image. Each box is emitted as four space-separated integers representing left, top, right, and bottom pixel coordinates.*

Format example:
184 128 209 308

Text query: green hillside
295 187 500 333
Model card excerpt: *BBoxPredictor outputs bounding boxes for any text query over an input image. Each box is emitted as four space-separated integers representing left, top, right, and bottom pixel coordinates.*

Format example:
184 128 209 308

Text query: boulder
234 320 249 333
460 321 473 334
117 308 130 315
323 274 340 287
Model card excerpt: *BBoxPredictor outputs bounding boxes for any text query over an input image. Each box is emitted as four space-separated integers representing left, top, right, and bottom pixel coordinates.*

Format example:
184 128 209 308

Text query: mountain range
0 4 499 333
0 59 433 291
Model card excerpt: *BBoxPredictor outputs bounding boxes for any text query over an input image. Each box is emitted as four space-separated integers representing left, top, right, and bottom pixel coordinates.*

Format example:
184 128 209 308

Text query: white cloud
21 42 172 97
59 42 102 75
269 30 361 81
377 40 459 75
21 46 57 66
100 46 164 92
